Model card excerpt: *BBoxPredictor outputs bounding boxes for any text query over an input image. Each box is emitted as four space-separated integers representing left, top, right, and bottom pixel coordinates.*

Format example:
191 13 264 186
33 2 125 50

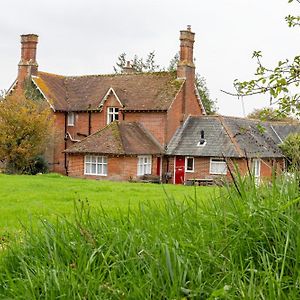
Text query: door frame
174 156 185 184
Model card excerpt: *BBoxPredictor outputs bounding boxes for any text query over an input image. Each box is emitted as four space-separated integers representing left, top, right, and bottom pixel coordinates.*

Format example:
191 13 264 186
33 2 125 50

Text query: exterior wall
67 154 160 181
51 112 67 174
124 112 167 146
166 88 184 143
164 156 286 184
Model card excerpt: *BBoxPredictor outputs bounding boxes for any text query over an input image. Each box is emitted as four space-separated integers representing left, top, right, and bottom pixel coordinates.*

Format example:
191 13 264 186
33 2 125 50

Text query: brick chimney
18 34 39 86
122 61 135 74
177 25 195 80
177 26 199 120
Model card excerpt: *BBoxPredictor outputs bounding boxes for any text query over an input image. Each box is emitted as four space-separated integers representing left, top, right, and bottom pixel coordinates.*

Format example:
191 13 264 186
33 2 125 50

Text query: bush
0 174 299 299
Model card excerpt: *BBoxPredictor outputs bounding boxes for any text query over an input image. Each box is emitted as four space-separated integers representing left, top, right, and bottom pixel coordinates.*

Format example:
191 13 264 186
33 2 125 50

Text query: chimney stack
18 34 39 85
177 25 195 79
122 61 135 74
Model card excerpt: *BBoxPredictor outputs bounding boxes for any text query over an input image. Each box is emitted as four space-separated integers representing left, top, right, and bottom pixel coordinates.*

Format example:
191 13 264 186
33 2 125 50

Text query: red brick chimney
177 26 199 120
18 34 39 86
177 25 195 80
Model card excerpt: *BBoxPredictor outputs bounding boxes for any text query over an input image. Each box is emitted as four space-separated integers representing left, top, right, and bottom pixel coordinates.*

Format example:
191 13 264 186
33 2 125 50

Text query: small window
137 155 152 176
252 159 261 178
84 155 107 176
185 157 194 172
107 107 119 124
210 158 227 175
67 112 75 126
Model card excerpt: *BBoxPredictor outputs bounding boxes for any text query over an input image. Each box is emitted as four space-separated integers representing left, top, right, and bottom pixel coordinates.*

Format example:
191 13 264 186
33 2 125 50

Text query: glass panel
91 163 96 174
103 164 107 175
187 158 193 171
85 163 91 174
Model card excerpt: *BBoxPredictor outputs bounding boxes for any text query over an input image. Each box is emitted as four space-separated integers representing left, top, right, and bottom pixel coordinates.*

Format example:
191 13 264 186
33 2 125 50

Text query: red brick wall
164 156 285 184
52 112 67 174
166 88 184 143
67 154 160 181
124 112 167 146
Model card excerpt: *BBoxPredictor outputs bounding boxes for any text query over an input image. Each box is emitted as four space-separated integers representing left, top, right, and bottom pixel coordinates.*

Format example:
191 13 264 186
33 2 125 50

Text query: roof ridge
39 70 175 79
218 115 244 157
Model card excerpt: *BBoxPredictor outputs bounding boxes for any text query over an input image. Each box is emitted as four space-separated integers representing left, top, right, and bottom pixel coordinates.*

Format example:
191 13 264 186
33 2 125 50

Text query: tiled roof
167 115 300 158
32 71 184 112
65 121 163 155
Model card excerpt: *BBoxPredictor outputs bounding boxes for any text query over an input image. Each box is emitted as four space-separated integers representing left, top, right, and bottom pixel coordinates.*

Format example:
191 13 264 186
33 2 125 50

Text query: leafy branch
223 1 300 117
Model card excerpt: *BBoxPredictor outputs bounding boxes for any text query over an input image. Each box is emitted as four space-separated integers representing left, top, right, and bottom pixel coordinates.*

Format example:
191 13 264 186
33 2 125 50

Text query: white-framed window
185 157 194 172
252 158 261 178
84 155 107 176
137 155 152 176
67 112 75 126
107 107 119 124
210 158 227 175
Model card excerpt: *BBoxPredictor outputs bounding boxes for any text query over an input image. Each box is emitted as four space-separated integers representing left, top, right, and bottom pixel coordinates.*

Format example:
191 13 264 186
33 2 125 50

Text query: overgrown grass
0 173 299 299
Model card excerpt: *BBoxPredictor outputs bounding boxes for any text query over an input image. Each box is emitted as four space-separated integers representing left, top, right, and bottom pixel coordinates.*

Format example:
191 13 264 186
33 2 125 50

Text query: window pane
85 163 91 174
91 163 96 174
103 164 107 175
187 158 194 171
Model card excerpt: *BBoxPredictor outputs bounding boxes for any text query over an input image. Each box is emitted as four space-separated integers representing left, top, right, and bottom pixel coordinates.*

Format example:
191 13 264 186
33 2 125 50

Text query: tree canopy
247 107 297 122
0 92 54 173
230 0 300 118
280 133 300 170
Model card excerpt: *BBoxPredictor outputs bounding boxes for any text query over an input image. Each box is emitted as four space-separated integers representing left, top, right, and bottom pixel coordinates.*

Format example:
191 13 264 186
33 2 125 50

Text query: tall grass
0 174 299 299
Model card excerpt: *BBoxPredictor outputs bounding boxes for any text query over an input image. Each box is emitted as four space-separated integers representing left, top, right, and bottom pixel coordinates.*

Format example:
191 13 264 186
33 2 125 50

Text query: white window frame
185 157 194 173
84 155 108 176
252 158 261 178
137 155 152 176
210 158 227 175
67 112 75 126
107 107 119 124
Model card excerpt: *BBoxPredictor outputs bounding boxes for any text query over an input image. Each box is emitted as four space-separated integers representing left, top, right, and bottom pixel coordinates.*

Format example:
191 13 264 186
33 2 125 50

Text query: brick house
167 115 299 184
7 27 299 183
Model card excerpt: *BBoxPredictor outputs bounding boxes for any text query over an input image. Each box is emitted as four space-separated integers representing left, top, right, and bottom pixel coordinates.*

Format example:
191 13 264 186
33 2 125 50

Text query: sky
1 0 299 117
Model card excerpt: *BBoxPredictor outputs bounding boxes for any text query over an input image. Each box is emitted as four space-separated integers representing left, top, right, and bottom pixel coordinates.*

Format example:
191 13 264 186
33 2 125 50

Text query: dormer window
107 107 119 124
197 129 206 146
67 112 75 126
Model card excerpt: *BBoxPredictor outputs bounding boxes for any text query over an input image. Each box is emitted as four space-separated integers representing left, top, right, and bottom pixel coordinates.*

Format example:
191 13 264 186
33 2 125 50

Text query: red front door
175 156 185 184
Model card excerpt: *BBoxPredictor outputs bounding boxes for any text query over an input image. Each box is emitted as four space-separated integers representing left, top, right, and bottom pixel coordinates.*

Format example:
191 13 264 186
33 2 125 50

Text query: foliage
196 75 218 115
0 174 299 298
168 53 218 114
113 51 160 73
280 132 300 169
247 107 297 122
0 92 54 174
232 0 300 117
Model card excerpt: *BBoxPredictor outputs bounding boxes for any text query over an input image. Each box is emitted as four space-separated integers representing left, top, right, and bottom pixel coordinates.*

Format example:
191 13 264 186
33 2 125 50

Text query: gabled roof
167 115 300 158
65 121 163 155
32 71 184 112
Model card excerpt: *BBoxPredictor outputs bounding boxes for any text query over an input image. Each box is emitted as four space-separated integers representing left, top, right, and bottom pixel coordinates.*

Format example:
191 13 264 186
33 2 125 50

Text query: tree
247 107 297 122
227 0 300 117
0 92 54 174
114 52 218 114
279 133 300 170
113 52 160 73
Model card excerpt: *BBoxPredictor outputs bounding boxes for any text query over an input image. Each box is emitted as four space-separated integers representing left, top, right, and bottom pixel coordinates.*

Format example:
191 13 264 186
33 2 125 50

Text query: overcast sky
1 0 299 116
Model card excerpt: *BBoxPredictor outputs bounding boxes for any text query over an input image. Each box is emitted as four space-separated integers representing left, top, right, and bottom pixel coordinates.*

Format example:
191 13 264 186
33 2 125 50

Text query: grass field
0 173 216 235
1 173 299 298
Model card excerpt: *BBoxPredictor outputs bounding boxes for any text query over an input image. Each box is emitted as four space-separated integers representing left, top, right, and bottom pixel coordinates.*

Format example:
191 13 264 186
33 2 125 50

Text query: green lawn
0 173 216 234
